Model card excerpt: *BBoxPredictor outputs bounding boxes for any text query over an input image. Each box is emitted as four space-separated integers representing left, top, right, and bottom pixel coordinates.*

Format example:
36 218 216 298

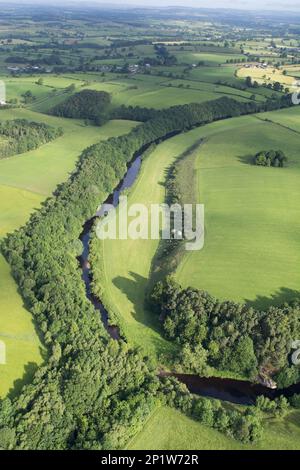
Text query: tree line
0 119 63 159
48 85 294 128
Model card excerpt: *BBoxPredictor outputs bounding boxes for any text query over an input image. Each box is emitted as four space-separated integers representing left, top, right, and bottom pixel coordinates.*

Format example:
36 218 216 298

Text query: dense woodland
49 90 111 125
0 119 63 159
0 94 296 449
151 277 300 385
111 105 158 122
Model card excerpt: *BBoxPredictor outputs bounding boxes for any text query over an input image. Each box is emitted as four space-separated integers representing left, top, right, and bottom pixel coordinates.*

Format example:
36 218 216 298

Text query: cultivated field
237 65 295 89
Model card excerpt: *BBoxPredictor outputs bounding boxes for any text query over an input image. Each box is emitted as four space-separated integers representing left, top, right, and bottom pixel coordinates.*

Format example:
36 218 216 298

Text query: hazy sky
97 0 300 10
3 0 300 12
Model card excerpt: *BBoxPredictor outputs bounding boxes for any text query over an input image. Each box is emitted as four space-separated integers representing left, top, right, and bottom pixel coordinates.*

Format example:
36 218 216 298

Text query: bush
253 149 288 167
289 394 300 409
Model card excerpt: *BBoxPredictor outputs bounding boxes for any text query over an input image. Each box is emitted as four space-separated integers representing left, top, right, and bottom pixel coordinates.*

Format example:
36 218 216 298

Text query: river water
78 155 142 340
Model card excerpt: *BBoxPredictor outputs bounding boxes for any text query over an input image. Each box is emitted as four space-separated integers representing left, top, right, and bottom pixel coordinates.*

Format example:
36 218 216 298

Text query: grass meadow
128 406 300 450
176 109 300 310
1 64 273 114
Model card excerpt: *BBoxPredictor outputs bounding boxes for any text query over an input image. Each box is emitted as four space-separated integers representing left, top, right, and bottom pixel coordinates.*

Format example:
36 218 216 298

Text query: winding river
79 154 142 340
78 146 300 406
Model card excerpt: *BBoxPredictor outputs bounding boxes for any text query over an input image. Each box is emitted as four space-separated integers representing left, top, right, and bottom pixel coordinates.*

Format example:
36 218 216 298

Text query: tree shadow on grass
3 257 45 349
2 261 47 398
8 361 39 399
237 154 254 166
285 411 300 431
18 289 47 358
244 287 300 311
113 271 163 334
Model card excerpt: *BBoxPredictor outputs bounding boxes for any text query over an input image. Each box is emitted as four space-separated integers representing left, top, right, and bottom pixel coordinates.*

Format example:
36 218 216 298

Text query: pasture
128 406 300 450
176 109 300 309
0 109 137 195
262 105 300 132
174 51 245 66
1 62 270 114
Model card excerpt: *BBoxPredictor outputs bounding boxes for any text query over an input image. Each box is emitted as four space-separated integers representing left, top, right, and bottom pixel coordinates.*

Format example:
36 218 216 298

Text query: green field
1 64 269 114
76 73 254 109
176 109 300 309
189 65 240 83
128 406 300 450
0 254 44 398
0 184 45 398
91 133 201 359
262 105 300 133
0 110 137 195
175 51 245 65
0 113 138 397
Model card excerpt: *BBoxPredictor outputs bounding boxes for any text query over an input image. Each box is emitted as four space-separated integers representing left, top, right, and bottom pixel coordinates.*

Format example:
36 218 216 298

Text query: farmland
1 69 270 113
0 2 300 451
175 108 300 309
94 107 300 361
90 120 233 357
128 406 300 451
